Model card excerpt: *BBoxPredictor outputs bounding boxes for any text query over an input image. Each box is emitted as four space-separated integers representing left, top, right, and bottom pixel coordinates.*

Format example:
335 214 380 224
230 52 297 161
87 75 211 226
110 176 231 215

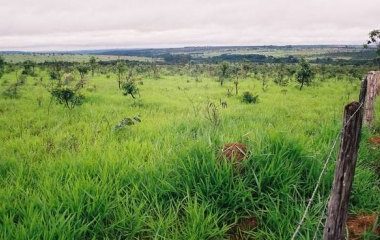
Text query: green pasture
0 68 379 239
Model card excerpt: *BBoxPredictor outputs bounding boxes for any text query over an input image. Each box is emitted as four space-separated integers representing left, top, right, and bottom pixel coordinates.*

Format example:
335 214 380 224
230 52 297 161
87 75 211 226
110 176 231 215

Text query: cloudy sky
0 0 378 51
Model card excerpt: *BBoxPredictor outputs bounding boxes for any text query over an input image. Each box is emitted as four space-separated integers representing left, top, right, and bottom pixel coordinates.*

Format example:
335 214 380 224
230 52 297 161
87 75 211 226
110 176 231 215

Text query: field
0 59 380 239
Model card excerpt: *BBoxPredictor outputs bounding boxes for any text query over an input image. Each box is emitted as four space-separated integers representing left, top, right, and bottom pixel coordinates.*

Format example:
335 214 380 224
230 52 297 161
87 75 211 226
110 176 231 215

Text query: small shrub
274 75 289 86
21 60 35 76
86 84 97 92
1 79 9 86
242 91 259 104
274 64 290 86
121 80 139 98
113 115 141 130
131 99 144 108
218 62 230 86
36 96 43 107
296 58 314 90
50 70 61 81
261 77 269 92
2 84 19 99
226 88 233 97
76 64 90 88
63 73 75 85
50 87 84 109
16 74 27 86
204 101 221 128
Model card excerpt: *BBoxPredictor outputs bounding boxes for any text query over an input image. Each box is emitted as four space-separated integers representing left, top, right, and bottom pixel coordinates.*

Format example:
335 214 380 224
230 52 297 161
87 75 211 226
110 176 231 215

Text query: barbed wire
312 198 329 240
290 102 364 240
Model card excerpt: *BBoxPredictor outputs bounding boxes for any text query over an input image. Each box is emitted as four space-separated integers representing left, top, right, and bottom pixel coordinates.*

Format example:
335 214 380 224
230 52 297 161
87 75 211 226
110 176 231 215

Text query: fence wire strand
312 198 329 240
290 102 364 240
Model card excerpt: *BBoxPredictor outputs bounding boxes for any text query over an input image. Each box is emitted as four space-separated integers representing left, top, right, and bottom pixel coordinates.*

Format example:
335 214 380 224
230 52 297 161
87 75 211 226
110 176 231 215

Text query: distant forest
91 45 378 65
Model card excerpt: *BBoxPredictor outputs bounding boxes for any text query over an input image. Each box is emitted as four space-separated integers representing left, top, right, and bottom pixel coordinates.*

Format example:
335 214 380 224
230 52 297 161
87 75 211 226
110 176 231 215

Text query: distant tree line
142 53 376 66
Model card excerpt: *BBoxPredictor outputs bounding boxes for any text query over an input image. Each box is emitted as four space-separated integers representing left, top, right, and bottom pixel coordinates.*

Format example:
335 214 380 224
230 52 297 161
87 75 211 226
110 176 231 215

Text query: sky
0 0 378 51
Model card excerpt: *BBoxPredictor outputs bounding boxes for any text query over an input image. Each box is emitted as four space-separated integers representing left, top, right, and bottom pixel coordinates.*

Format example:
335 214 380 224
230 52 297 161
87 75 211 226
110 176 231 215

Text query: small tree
274 63 289 86
49 69 85 109
231 64 242 95
189 61 201 82
2 84 19 99
218 62 230 86
151 61 160 80
89 56 97 77
22 60 35 75
121 68 139 98
0 56 5 80
260 74 269 92
233 79 239 95
116 60 126 89
50 70 61 83
49 61 62 85
320 64 327 81
77 64 89 88
364 29 380 69
51 87 84 109
121 80 139 98
296 58 314 90
348 68 362 82
241 63 251 78
204 101 221 128
16 74 27 86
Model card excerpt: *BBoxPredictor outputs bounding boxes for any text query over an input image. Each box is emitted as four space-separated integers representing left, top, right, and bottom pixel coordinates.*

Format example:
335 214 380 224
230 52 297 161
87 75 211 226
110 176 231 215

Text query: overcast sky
0 0 378 51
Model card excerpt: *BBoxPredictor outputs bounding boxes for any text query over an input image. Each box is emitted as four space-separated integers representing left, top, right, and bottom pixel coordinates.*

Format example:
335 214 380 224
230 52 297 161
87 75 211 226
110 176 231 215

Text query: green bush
50 70 61 81
16 74 27 86
2 84 19 99
121 80 139 98
51 87 84 109
242 91 259 104
113 116 141 130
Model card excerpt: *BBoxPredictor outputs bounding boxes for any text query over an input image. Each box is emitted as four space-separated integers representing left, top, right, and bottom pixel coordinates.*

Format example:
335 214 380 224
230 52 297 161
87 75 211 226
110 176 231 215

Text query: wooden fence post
323 101 364 240
363 71 380 126
359 76 368 107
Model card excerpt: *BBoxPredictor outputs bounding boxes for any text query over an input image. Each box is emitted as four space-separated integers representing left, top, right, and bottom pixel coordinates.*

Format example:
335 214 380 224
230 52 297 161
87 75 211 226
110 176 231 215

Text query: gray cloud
0 0 378 50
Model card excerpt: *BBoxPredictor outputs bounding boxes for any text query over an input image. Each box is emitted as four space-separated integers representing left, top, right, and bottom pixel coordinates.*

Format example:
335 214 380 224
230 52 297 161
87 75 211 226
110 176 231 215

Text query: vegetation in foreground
0 54 379 240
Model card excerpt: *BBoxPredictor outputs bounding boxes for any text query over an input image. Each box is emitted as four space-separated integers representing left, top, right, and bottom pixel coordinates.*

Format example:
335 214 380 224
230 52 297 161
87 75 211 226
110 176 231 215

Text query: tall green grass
0 69 379 239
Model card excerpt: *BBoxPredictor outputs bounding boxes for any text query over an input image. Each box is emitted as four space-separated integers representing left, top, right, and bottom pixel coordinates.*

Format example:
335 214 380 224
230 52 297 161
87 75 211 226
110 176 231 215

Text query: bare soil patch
229 217 258 240
368 137 380 146
346 214 379 240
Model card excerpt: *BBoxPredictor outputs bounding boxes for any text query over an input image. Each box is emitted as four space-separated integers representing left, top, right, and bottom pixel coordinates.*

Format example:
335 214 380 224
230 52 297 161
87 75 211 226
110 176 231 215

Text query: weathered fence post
323 101 364 240
359 76 368 106
363 71 380 126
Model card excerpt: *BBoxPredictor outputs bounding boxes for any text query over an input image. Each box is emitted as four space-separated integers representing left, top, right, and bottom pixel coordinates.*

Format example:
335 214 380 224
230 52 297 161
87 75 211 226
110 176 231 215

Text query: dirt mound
229 217 258 240
346 214 379 240
368 137 380 146
222 143 248 162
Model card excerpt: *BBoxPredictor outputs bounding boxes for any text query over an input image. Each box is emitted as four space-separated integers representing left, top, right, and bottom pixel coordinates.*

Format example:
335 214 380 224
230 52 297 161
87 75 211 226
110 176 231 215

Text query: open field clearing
1 63 379 239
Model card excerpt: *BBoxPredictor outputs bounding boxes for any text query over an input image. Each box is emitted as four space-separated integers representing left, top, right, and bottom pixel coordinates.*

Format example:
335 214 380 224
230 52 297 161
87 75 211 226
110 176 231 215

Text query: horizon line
0 44 369 54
